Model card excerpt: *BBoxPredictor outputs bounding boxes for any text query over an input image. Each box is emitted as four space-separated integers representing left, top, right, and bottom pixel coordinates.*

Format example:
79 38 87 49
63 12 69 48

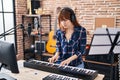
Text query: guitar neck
54 7 61 35
54 16 58 35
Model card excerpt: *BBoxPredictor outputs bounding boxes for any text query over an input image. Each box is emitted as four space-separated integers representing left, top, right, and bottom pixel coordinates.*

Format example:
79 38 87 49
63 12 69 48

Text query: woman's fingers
60 60 69 66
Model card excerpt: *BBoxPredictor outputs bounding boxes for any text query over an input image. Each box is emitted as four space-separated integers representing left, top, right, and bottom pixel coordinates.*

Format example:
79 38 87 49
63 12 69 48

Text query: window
0 0 15 43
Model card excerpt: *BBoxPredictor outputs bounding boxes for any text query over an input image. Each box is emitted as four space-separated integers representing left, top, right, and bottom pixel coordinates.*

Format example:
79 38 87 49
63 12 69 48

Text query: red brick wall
15 0 27 59
15 0 120 59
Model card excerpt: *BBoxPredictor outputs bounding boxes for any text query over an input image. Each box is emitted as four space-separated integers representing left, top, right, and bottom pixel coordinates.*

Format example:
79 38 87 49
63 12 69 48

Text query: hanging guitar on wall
46 7 61 54
46 17 57 54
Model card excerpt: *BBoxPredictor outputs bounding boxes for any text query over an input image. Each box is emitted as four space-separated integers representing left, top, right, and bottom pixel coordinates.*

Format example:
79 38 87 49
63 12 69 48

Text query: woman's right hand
48 54 59 63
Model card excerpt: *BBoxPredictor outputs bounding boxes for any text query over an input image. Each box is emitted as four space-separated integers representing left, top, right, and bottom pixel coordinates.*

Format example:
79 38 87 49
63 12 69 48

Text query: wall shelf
22 14 51 60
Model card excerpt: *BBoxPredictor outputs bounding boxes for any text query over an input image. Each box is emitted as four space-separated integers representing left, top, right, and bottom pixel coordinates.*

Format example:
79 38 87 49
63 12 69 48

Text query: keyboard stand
0 73 17 80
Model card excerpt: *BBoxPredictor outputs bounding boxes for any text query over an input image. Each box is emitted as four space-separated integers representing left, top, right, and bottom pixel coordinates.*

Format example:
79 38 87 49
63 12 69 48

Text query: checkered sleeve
56 30 61 53
75 27 87 56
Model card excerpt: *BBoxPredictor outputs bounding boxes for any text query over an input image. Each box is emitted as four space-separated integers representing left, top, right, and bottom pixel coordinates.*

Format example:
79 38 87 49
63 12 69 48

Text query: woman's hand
60 54 78 66
48 54 59 63
60 59 71 66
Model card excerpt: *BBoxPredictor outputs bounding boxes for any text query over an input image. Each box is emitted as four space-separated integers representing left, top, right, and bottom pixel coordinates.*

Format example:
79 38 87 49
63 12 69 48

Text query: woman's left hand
60 59 71 66
60 54 78 66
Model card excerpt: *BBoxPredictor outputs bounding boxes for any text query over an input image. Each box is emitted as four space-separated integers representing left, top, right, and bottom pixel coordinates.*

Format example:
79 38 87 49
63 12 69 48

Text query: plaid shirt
56 26 86 66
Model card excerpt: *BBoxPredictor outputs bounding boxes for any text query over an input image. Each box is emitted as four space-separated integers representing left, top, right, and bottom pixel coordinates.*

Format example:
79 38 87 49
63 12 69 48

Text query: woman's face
60 19 71 29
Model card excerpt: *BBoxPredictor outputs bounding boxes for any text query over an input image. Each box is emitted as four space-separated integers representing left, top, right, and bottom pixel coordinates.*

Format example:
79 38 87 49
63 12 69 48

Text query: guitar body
46 31 56 54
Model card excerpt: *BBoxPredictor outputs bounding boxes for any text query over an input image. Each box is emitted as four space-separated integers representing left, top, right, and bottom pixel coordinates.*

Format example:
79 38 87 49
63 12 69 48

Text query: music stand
88 28 120 80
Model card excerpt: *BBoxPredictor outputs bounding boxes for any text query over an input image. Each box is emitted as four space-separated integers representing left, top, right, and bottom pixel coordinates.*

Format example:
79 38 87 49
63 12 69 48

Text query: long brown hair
58 7 80 31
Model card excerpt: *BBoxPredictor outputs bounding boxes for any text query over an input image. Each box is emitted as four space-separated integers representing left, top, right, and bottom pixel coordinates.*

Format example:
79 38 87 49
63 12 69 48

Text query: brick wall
15 0 120 59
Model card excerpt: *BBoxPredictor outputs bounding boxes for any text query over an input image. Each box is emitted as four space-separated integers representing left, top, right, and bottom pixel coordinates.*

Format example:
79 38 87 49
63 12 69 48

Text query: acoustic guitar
46 7 61 54
46 17 57 54
46 31 57 54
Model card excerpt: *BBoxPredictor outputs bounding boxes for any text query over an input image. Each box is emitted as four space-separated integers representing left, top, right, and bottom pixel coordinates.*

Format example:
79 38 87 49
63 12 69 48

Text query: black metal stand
106 28 120 80
22 14 51 60
0 24 24 39
86 28 120 80
37 16 43 60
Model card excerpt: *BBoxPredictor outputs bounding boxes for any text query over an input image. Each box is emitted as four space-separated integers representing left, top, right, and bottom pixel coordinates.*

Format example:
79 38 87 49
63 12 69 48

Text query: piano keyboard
43 73 82 80
24 59 98 80
59 65 97 76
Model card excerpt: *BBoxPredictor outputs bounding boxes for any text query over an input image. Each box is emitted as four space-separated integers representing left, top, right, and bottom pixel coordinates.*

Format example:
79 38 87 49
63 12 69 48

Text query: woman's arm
48 52 60 63
75 27 87 57
60 54 78 66
48 30 61 63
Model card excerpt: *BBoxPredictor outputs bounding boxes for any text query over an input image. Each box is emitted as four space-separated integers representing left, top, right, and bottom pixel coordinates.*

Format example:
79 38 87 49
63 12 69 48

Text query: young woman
48 7 86 68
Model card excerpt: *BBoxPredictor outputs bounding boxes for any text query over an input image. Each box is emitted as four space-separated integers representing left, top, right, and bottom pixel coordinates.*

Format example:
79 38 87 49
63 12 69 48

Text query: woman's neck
65 25 74 41
65 25 74 33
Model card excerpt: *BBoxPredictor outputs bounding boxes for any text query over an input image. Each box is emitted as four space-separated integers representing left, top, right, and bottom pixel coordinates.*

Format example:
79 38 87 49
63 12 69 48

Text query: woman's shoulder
56 29 64 36
56 29 62 33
